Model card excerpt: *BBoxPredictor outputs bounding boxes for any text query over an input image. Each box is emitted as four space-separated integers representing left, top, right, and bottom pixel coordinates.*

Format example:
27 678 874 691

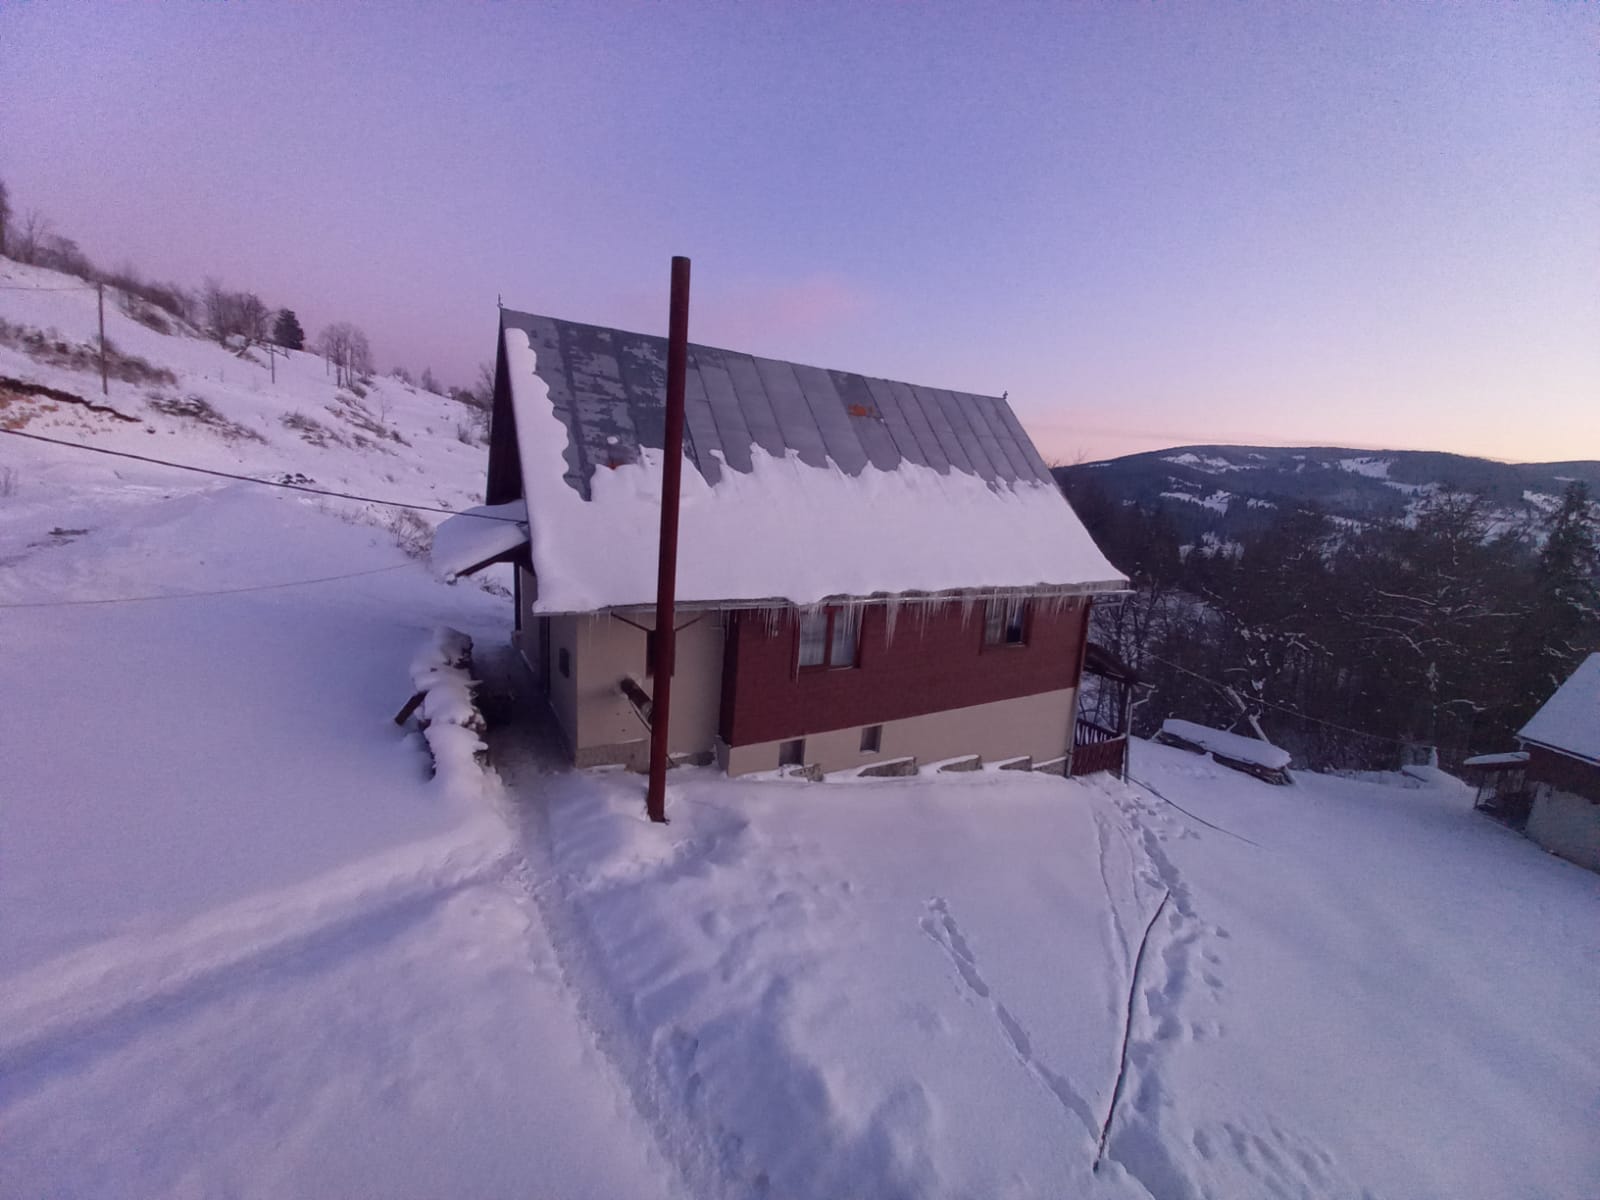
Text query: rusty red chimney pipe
646 255 691 823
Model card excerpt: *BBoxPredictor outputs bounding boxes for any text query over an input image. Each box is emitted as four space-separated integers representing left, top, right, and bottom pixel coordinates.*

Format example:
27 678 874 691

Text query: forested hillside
1061 458 1600 768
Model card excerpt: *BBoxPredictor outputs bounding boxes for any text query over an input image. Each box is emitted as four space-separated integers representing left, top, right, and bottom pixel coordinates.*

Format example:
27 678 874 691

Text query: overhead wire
1139 650 1429 748
0 427 522 522
0 563 413 609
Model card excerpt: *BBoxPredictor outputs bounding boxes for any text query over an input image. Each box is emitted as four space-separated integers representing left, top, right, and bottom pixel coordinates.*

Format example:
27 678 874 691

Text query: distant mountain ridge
1055 445 1600 548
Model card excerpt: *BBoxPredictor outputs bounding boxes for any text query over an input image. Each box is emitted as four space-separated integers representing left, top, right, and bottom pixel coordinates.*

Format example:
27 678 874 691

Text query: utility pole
96 282 108 395
645 255 691 824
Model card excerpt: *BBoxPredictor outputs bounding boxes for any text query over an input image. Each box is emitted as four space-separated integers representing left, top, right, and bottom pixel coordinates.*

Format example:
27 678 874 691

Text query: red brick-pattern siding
720 600 1089 747
1527 745 1600 803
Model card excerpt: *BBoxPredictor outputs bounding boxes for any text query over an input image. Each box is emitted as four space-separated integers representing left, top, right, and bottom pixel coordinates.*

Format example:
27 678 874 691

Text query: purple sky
3 3 1595 463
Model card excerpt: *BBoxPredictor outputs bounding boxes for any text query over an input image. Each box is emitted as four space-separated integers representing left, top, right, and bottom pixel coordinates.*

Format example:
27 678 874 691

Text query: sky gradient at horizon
2 3 1596 464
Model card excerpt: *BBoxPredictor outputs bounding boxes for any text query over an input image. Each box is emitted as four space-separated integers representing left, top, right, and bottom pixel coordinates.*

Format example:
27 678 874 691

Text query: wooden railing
1075 718 1122 745
1071 719 1126 778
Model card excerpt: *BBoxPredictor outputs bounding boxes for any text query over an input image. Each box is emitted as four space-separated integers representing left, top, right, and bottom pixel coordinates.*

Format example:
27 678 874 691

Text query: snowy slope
0 261 682 1197
500 742 1600 1200
0 257 489 525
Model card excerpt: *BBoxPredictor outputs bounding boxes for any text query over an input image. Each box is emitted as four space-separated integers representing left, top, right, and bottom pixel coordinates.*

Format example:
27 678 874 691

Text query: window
779 738 806 767
797 606 860 671
860 724 882 753
558 647 571 678
798 609 828 668
984 599 1028 647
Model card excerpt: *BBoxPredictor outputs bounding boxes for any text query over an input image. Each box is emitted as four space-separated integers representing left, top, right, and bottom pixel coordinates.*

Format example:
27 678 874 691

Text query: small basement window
558 647 571 678
860 724 882 753
779 738 806 767
984 599 1028 647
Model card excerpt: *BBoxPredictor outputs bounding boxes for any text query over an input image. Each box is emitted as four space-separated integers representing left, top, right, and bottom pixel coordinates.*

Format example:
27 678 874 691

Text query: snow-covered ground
4 255 1598 1198
0 489 678 1198
512 744 1600 1200
1 262 674 1197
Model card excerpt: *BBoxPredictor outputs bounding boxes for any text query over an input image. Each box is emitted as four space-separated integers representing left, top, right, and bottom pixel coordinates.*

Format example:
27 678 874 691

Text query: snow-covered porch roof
437 310 1127 613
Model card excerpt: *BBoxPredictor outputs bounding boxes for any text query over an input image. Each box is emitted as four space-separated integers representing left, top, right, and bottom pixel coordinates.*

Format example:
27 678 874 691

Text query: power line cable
1122 770 1263 847
0 562 412 609
0 427 522 523
0 282 99 291
1141 650 1428 747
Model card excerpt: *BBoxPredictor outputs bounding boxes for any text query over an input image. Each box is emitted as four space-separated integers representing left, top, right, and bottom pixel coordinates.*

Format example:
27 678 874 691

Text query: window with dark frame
984 599 1028 647
796 605 860 671
558 646 571 677
860 724 882 753
779 738 806 767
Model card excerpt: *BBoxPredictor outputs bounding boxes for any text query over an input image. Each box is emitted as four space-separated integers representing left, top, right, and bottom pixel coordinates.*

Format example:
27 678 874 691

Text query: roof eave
1516 736 1600 769
529 579 1131 618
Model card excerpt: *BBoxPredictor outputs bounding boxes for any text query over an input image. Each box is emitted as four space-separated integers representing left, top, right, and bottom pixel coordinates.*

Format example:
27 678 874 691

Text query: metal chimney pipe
646 255 691 823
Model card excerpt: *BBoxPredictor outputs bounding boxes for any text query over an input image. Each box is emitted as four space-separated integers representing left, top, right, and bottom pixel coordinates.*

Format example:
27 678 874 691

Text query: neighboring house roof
460 309 1126 614
1518 653 1600 766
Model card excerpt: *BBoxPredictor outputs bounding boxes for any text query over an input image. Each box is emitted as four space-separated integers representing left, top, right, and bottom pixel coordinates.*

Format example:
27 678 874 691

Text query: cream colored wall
1527 785 1600 873
512 566 540 668
723 687 1076 777
571 609 725 768
546 614 581 755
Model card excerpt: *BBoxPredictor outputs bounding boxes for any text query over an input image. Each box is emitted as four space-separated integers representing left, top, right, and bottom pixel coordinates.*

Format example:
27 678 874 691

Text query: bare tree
202 279 270 347
0 178 10 258
317 321 373 388
36 235 94 279
420 366 442 394
13 209 52 265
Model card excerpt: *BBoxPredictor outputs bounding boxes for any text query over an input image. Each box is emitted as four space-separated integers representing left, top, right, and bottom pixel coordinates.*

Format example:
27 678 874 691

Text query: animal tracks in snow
919 897 1098 1139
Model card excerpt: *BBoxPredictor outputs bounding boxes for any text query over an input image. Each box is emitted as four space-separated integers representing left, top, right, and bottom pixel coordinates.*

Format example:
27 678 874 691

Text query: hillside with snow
4 258 1599 1198
1058 444 1600 549
0 257 491 537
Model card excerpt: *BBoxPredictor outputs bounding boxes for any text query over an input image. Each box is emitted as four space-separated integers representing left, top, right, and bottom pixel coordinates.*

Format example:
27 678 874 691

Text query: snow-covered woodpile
1156 718 1293 785
399 626 497 802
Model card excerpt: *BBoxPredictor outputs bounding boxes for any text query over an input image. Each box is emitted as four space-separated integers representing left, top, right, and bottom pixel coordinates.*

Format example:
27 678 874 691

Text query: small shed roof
1518 653 1600 766
485 310 1126 614
1461 751 1529 769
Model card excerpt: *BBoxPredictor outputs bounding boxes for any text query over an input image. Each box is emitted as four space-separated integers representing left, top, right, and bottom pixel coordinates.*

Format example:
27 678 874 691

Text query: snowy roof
489 311 1126 614
1461 751 1529 768
1518 653 1600 766
429 500 528 582
497 311 1057 496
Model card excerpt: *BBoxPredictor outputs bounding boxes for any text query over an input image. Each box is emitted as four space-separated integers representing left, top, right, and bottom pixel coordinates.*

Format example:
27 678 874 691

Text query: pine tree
272 308 306 351
1521 481 1599 704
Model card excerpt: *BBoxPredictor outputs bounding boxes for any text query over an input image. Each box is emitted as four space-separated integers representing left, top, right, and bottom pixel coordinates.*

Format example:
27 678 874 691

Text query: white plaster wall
1527 785 1600 874
573 609 724 767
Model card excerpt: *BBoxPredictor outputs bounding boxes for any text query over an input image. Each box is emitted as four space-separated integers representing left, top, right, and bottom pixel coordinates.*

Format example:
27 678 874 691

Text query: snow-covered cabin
436 310 1127 777
1517 653 1600 873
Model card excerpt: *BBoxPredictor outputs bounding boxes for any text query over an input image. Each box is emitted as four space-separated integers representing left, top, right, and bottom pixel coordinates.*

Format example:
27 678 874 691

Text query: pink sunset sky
2 3 1595 464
